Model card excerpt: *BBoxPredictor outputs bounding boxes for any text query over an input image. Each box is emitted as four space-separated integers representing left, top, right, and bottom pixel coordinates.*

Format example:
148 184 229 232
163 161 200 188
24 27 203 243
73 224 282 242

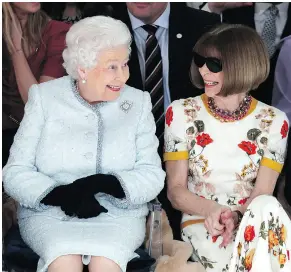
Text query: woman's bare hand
219 210 238 248
204 205 230 236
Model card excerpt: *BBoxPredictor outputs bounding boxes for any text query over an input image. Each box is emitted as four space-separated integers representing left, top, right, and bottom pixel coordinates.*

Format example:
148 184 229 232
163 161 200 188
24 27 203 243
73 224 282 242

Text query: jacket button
85 132 95 139
84 152 93 160
86 114 95 121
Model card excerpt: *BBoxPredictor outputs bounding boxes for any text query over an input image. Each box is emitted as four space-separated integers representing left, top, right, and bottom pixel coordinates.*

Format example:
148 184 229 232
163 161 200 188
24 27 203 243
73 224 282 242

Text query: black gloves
74 194 108 219
40 184 71 207
71 174 125 199
40 174 124 218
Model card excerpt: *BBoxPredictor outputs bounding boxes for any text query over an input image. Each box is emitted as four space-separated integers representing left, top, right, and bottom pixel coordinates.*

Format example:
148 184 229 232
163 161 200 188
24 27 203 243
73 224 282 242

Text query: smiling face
79 45 130 103
198 64 224 98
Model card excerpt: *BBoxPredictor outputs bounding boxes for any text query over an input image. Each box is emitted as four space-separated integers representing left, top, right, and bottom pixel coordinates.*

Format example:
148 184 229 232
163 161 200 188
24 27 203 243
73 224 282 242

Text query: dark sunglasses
193 52 222 73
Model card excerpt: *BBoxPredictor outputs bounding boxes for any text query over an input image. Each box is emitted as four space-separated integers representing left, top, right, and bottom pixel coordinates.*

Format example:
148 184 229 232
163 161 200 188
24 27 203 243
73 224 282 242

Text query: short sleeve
164 100 189 161
42 22 71 78
260 111 289 173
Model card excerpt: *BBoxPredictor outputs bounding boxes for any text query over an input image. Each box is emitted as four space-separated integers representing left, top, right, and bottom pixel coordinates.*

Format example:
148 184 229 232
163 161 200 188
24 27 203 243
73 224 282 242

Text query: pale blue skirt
19 212 146 272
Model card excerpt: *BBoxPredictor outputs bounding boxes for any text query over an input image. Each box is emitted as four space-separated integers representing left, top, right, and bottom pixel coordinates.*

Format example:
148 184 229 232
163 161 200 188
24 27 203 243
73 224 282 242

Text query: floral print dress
164 94 291 271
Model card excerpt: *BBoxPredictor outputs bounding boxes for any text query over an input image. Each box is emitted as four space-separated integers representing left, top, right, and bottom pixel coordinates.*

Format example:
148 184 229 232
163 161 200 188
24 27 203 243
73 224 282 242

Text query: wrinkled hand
219 209 237 248
11 16 23 50
74 195 108 219
208 2 253 14
204 205 230 237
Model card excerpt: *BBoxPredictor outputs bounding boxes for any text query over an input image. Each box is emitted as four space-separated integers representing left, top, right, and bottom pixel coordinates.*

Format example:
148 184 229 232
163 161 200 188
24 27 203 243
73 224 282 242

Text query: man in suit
119 3 219 103
112 2 220 240
207 2 291 106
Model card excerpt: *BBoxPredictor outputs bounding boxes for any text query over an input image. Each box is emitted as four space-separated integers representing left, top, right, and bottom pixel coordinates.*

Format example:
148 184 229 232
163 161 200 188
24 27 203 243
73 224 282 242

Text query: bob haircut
63 16 132 79
190 24 270 96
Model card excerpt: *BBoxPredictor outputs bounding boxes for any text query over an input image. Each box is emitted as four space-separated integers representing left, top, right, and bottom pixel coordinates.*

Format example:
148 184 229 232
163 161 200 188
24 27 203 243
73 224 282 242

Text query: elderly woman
3 16 165 272
164 24 291 271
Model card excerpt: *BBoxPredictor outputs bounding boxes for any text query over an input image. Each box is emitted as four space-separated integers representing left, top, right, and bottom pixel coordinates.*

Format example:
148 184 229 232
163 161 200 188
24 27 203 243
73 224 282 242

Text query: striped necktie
142 24 164 140
261 5 279 58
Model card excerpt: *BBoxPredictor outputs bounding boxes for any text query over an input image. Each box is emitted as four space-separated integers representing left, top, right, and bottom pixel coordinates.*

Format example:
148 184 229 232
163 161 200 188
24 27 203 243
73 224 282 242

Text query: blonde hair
190 24 270 96
2 2 49 54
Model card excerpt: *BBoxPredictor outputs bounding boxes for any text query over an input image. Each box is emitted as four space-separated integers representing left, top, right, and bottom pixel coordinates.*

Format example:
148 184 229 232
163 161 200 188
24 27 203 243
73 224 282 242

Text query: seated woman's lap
182 195 291 271
229 195 291 271
182 219 234 271
18 214 146 272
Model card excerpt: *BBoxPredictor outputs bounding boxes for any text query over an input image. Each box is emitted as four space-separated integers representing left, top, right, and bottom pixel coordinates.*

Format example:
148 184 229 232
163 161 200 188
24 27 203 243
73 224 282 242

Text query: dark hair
190 24 270 96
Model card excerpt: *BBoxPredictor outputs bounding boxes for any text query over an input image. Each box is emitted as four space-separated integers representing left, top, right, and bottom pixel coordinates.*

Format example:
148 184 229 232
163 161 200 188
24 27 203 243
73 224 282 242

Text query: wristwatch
233 210 243 228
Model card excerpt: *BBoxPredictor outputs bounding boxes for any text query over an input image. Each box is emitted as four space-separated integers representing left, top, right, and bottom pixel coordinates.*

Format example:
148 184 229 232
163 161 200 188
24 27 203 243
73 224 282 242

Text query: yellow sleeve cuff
164 151 189 161
260 157 283 173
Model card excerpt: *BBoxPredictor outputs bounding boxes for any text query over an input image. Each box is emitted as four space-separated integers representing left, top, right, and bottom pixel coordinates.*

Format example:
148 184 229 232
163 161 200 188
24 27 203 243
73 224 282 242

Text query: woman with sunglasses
164 24 291 271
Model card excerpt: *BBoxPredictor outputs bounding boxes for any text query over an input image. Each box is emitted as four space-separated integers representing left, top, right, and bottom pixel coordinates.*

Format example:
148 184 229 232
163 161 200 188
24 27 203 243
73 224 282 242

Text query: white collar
255 2 289 15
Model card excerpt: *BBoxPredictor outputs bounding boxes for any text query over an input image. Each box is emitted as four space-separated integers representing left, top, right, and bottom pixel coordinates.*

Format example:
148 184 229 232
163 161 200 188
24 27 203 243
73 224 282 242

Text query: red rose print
196 133 213 147
238 198 248 205
238 141 257 155
212 235 219 243
281 120 289 139
166 106 173 127
244 225 255 242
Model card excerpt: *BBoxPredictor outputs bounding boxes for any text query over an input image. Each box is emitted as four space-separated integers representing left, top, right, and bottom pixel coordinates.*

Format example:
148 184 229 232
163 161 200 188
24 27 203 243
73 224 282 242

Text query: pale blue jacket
3 76 165 221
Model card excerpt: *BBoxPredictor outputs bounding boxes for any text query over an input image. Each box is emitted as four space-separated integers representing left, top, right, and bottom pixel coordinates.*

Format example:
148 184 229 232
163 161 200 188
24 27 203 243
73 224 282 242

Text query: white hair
63 16 132 79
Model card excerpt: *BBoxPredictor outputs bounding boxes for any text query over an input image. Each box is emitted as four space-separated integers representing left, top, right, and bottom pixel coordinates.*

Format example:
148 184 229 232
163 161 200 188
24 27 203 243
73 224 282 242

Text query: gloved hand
40 184 82 216
40 174 124 216
74 195 108 219
69 174 125 199
40 185 71 207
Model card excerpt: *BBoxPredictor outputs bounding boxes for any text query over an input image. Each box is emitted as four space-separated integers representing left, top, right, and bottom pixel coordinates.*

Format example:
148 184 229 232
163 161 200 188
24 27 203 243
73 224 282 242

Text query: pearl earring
81 79 86 84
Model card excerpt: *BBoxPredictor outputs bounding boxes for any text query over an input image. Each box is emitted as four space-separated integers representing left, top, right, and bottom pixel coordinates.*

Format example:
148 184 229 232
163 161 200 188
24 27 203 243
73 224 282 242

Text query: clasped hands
40 174 125 219
204 205 239 248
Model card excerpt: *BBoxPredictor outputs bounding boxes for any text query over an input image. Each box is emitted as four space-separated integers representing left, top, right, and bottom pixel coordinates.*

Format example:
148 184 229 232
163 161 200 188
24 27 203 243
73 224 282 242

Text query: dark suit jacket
222 4 291 105
115 4 220 102
113 4 220 240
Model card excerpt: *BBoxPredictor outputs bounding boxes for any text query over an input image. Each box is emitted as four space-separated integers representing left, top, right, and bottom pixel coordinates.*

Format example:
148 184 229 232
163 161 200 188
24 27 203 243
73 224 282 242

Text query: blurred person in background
272 35 291 206
2 2 70 167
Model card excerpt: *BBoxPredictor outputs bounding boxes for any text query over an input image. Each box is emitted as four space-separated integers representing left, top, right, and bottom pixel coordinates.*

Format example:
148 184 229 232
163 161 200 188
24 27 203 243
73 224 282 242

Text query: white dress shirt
128 3 171 110
254 2 289 46
193 2 288 46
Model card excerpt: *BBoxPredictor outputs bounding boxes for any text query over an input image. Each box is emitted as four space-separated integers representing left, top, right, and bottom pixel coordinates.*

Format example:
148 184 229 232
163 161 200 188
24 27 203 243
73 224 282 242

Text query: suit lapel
281 3 291 39
223 5 255 29
168 7 185 98
168 6 199 101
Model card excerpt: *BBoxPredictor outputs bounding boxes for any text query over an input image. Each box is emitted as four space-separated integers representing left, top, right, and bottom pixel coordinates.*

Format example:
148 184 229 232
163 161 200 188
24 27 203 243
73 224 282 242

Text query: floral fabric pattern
229 197 291 271
164 96 290 271
281 120 289 139
238 141 257 155
166 106 173 127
